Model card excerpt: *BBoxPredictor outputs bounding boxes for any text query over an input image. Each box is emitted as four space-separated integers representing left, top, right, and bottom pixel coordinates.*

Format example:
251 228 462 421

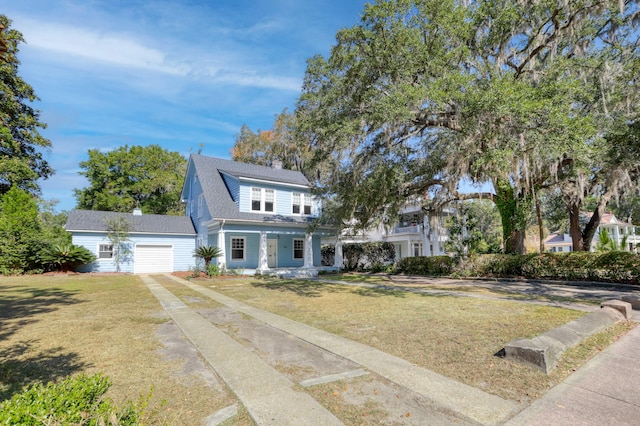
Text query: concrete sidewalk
505 323 640 425
150 274 640 425
140 275 343 425
161 274 519 425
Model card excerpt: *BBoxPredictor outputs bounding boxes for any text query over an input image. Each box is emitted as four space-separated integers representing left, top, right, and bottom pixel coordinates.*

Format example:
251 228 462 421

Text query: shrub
39 244 97 272
394 256 455 275
194 245 222 268
0 374 145 425
341 242 395 271
206 263 226 277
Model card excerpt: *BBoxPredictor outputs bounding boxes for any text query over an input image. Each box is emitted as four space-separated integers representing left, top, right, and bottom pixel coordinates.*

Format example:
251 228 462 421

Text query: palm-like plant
194 245 222 268
41 244 96 272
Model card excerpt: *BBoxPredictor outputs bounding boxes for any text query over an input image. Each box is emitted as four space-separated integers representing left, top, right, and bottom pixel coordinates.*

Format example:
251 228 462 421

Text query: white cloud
15 17 301 91
18 19 190 76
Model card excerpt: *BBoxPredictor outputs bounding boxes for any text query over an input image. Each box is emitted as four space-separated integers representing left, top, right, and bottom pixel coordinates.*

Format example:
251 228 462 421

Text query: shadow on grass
0 341 90 401
0 285 81 341
250 279 335 297
251 278 409 298
0 284 86 401
352 286 407 298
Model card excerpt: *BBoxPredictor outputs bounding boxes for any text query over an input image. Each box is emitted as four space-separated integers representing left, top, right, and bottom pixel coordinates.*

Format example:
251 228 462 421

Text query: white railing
394 225 421 234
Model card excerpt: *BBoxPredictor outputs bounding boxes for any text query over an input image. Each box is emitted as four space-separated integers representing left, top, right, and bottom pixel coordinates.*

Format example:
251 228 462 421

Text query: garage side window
98 244 114 259
231 237 245 261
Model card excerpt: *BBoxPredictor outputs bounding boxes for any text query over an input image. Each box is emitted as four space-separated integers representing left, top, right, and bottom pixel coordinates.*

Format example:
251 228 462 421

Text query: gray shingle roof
190 155 313 224
65 210 196 235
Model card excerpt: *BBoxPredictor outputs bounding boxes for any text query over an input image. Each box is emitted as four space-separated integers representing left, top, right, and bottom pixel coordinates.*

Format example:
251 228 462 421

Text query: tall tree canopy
231 109 312 176
74 145 187 215
297 0 640 253
0 15 53 195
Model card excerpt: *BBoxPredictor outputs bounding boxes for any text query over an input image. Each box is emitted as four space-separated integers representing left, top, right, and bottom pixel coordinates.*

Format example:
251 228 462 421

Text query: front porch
246 266 339 278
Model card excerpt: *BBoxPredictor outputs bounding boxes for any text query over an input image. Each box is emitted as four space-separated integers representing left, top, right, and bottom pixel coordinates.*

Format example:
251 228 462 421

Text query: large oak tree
297 0 639 253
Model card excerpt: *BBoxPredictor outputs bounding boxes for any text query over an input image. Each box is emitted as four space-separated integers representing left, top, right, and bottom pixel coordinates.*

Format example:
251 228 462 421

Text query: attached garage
134 244 173 274
66 210 197 273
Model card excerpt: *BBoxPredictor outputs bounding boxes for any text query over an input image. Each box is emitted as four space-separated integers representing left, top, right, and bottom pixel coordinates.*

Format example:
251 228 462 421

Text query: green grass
0 274 240 425
211 276 633 403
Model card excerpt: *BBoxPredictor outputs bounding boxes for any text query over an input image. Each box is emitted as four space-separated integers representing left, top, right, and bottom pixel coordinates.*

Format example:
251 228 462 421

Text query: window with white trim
293 239 304 260
251 188 261 211
292 193 301 214
264 189 274 212
251 187 275 212
413 242 423 257
304 195 312 215
98 244 114 259
292 192 312 215
231 237 245 260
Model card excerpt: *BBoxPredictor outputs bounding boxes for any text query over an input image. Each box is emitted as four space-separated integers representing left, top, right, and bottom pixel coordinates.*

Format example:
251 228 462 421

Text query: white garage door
134 244 173 274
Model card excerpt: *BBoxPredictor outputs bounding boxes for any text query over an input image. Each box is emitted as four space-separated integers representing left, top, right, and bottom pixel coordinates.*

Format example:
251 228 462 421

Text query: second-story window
264 189 274 212
292 193 301 214
292 193 311 215
251 187 275 212
304 195 312 215
251 188 261 211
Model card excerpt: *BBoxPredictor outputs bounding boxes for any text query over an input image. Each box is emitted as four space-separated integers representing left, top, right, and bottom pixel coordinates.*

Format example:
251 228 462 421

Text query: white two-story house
336 197 450 261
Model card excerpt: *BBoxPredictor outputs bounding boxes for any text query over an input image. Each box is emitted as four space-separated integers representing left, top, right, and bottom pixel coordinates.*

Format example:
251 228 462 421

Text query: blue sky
4 0 369 211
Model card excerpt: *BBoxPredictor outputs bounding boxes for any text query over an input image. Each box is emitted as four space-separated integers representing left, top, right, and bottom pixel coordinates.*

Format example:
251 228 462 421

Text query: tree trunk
568 191 615 251
569 201 584 251
494 179 531 254
535 193 544 253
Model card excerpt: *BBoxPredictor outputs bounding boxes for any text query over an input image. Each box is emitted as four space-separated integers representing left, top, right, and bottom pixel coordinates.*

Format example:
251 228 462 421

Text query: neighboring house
334 197 450 261
66 209 197 273
543 232 573 253
544 212 639 253
181 154 335 276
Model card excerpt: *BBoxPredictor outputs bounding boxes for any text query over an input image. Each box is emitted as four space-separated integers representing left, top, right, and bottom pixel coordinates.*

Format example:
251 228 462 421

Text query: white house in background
335 198 450 261
544 212 639 253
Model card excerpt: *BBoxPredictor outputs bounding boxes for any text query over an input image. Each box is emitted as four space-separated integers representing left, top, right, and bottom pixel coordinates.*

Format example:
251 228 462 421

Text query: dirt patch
155 321 223 390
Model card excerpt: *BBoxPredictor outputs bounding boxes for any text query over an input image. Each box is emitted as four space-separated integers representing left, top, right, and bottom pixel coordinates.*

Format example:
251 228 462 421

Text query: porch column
407 240 412 258
258 231 269 271
217 230 226 268
303 233 313 268
333 238 344 269
422 222 431 257
432 225 440 256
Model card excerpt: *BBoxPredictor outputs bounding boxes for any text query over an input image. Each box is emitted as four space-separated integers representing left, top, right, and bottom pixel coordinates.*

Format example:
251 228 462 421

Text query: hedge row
394 256 456 276
457 252 640 285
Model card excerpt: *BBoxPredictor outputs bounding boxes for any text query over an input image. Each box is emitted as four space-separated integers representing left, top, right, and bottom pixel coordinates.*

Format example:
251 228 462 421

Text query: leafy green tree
0 15 53 195
0 186 41 273
105 217 131 272
74 145 187 215
297 0 638 254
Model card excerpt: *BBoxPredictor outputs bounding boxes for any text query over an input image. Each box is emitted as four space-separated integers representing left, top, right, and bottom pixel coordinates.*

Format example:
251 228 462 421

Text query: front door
267 239 277 268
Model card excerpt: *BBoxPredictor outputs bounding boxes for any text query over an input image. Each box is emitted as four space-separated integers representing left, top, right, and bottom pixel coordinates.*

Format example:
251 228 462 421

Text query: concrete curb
503 305 627 373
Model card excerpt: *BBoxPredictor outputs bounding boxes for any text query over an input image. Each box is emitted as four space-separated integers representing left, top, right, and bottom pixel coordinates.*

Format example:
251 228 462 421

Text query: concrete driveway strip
140 275 343 426
166 274 521 426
